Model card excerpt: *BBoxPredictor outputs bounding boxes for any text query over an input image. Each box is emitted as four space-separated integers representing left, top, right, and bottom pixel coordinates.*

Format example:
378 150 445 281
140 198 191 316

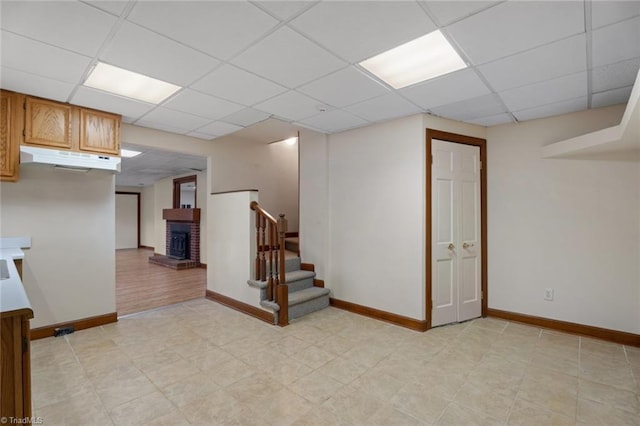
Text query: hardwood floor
116 248 206 316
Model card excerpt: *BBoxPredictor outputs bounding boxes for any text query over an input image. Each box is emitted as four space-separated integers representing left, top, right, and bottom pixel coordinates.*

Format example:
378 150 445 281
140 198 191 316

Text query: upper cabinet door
24 97 75 149
0 90 24 182
79 109 120 156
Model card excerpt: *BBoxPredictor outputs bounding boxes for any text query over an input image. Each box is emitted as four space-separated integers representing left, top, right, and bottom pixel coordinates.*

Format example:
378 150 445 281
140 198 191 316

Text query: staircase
248 202 330 326
247 251 329 324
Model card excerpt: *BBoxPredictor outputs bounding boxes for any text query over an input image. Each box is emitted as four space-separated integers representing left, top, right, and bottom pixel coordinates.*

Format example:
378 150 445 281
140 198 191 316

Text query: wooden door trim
116 191 141 248
426 129 488 329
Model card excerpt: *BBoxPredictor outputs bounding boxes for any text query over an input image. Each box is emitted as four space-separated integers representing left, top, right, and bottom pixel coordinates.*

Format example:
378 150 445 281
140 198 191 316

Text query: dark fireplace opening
168 224 191 260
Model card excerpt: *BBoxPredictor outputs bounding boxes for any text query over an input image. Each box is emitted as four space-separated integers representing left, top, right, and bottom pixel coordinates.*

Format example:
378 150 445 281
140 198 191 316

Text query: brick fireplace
149 208 201 270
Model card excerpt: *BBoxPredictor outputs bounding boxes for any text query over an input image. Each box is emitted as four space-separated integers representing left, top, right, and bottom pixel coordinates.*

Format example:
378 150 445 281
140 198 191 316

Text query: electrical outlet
544 288 554 301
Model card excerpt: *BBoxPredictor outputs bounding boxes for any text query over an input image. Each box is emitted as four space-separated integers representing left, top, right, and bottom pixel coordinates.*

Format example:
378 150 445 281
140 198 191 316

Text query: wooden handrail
250 201 288 326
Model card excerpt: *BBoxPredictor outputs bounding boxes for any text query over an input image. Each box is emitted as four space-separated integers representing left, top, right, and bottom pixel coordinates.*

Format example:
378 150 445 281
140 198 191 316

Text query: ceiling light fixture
120 149 142 158
84 62 181 104
359 30 467 89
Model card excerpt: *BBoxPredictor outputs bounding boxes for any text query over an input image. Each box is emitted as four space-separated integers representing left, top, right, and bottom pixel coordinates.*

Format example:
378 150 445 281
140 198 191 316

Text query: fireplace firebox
167 224 190 260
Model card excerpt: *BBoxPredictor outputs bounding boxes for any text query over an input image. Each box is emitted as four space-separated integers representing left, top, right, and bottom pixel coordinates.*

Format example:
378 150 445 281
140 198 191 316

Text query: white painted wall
487 105 640 334
0 165 116 328
207 190 270 312
141 185 155 248
115 193 138 249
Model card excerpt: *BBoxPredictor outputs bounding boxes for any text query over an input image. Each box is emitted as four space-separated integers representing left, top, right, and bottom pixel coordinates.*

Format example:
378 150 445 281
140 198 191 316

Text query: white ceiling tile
422 1 500 26
296 110 369 133
0 31 92 84
592 1 640 29
0 67 74 102
135 120 191 135
447 1 584 64
0 1 116 56
500 72 588 112
71 86 155 118
592 58 640 93
195 121 243 138
138 107 211 132
82 1 129 16
222 108 271 127
478 34 587 92
101 22 219 87
591 85 634 108
162 89 244 121
290 1 436 62
191 64 287 106
400 68 491 110
127 1 278 60
254 91 326 122
430 94 506 121
186 131 216 140
298 67 389 108
345 93 421 122
514 97 587 122
231 27 345 88
253 1 316 20
467 113 514 127
592 16 640 67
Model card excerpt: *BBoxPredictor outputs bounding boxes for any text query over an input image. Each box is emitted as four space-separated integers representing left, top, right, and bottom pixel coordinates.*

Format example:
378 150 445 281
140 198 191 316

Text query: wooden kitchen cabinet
0 309 33 420
80 108 120 155
23 95 120 157
0 90 24 182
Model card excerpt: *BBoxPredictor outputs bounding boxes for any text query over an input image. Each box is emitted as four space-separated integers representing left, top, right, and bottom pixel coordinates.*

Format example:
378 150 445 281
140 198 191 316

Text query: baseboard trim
487 308 640 347
31 312 118 340
199 262 207 269
313 279 324 288
206 290 274 325
330 298 428 332
139 245 154 250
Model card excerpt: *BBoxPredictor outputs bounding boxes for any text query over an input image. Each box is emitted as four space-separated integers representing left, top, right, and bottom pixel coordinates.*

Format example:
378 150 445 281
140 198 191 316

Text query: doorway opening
426 129 488 329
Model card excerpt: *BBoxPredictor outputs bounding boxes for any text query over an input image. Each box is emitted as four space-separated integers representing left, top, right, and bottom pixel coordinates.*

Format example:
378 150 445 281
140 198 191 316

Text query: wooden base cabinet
0 309 33 420
0 90 24 182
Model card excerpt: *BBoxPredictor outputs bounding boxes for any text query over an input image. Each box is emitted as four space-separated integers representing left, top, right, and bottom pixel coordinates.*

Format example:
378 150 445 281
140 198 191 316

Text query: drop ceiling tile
592 1 640 29
195 121 243 138
102 22 219 87
185 131 215 141
162 89 244 121
447 1 584 65
138 107 211 132
345 93 421 122
0 31 92 84
592 58 640 92
430 94 506 121
592 86 633 108
499 72 587 112
592 16 640 67
513 97 587 122
298 67 389 108
231 27 346 89
0 67 74 102
467 113 514 127
400 68 491 110
127 1 278 60
222 108 271 127
297 110 369 133
254 90 325 121
422 1 500 26
254 1 316 20
477 34 586 92
290 1 436 62
82 1 129 16
71 86 155 118
135 120 191 135
0 1 116 56
191 64 287 106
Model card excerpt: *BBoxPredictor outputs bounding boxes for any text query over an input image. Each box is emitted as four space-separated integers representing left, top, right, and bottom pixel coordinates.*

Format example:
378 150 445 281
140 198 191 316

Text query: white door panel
432 140 482 326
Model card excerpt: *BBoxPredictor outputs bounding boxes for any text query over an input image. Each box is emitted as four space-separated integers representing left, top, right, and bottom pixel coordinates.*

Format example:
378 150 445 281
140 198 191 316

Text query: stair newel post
276 213 289 326
260 216 267 282
266 223 274 302
254 209 260 281
278 214 288 287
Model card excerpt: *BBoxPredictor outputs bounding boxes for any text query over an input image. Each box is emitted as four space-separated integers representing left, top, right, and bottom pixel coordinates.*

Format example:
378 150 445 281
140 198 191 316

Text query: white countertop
0 244 33 317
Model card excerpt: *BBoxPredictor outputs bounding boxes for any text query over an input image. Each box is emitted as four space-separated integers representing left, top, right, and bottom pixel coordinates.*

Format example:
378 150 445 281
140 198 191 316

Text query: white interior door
116 193 138 249
432 140 482 327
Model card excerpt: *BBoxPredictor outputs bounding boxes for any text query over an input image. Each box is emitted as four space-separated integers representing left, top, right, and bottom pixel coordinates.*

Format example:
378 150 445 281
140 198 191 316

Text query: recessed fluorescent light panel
84 62 181 104
359 30 467 89
120 149 142 158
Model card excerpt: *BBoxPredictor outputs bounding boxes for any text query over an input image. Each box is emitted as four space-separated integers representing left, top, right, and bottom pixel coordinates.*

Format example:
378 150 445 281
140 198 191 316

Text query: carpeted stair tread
285 269 315 284
247 279 268 289
288 286 330 307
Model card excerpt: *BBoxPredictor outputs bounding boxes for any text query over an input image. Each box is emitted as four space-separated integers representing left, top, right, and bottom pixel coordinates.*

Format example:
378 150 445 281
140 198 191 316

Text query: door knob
448 243 455 250
463 242 474 249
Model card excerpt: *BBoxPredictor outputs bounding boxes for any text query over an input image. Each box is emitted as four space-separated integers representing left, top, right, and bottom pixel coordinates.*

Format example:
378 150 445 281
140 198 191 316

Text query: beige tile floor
31 299 640 425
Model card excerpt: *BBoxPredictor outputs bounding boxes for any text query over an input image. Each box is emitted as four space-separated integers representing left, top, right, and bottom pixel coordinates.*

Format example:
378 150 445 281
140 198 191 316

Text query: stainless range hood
20 145 121 172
